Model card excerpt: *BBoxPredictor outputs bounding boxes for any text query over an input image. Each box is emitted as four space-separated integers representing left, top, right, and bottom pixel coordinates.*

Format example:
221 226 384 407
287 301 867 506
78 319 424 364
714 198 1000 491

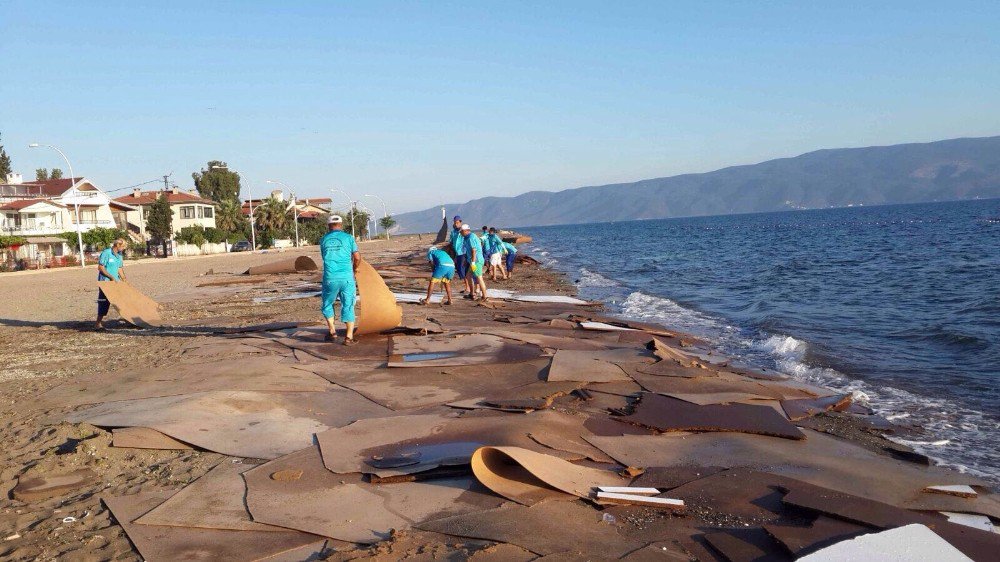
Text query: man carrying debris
486 227 505 281
320 215 360 345
95 238 128 330
461 223 490 301
421 245 454 306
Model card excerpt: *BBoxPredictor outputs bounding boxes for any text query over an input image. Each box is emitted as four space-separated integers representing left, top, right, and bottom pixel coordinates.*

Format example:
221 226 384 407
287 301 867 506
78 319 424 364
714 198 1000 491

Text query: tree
214 198 248 235
50 168 63 180
0 132 12 181
146 194 173 242
36 168 48 181
253 197 289 247
192 160 241 203
379 215 396 236
337 207 370 239
82 227 128 251
299 215 329 245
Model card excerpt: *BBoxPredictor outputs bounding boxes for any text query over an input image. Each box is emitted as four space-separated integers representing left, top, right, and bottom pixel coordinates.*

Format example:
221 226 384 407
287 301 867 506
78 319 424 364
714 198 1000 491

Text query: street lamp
357 202 376 241
266 179 299 247
330 188 356 239
213 165 255 251
29 143 85 267
364 194 390 240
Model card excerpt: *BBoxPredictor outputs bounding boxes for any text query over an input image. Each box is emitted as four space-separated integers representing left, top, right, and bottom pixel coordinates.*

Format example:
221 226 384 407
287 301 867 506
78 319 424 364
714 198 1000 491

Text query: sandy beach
1 236 997 561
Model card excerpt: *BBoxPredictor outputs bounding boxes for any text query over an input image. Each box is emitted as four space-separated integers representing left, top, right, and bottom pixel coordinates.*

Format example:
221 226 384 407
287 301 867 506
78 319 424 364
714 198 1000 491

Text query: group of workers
422 216 518 305
93 213 520 347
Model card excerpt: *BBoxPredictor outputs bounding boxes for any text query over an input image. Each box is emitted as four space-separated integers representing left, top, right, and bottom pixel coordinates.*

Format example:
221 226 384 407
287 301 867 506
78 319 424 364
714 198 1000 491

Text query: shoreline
1 236 997 560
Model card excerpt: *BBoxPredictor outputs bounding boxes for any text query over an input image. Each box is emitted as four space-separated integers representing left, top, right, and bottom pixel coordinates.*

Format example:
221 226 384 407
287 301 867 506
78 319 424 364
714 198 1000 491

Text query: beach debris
595 486 660 495
96 280 162 328
621 393 806 440
67 389 392 459
704 528 788 562
418 501 646 558
112 427 194 450
923 484 979 498
61 516 77 524
939 512 996 533
388 334 542 367
103 492 325 561
12 468 98 502
630 465 728 490
245 256 318 275
470 446 627 505
796 524 972 562
764 516 872 557
355 259 404 335
595 491 685 510
780 393 854 421
580 321 636 332
546 348 649 383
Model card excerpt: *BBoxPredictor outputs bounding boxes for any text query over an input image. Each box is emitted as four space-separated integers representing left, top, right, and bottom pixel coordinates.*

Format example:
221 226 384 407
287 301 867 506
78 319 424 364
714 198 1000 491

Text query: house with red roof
114 187 216 240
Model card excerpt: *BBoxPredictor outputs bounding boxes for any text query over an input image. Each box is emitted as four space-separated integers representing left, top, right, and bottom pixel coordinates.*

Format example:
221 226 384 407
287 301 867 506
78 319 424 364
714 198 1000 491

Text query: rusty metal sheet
112 427 193 450
136 460 286 532
103 491 324 561
704 528 791 562
96 280 162 327
622 393 805 440
388 334 543 368
546 348 649 383
471 446 626 506
246 256 318 275
355 258 403 335
780 394 853 421
67 389 393 459
764 516 873 558
243 445 503 543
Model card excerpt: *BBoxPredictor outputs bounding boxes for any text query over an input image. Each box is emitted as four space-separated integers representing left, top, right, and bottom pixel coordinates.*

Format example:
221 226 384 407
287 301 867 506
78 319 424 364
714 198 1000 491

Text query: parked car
231 240 252 252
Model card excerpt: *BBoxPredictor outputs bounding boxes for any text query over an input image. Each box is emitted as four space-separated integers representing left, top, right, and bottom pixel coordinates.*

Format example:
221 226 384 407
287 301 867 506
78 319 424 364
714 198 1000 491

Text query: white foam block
939 512 995 533
595 492 684 510
580 321 635 331
798 524 972 562
923 485 978 498
596 486 660 496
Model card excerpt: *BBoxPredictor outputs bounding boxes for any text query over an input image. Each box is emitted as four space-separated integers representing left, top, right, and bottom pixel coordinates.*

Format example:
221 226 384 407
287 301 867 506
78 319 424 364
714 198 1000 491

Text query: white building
114 187 217 240
0 175 136 266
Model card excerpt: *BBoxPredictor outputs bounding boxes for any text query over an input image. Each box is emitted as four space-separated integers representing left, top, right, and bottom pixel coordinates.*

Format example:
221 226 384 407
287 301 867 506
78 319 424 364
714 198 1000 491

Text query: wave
611 291 1000 483
575 268 620 288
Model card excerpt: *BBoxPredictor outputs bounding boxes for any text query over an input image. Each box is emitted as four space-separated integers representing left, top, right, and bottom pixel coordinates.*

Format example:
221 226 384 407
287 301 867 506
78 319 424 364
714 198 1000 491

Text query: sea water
522 199 1000 482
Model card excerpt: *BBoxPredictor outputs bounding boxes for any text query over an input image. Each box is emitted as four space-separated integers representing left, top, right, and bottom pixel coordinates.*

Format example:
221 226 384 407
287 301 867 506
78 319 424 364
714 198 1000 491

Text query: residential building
114 187 217 240
0 174 136 266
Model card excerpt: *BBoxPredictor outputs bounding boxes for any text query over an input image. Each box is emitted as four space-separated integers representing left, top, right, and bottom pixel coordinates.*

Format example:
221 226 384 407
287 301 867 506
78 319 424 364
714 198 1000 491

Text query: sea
521 198 1000 483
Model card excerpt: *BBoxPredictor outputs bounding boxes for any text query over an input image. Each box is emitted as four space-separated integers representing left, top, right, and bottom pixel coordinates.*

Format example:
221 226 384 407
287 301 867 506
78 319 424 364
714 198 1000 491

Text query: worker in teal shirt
485 227 505 280
461 223 489 301
501 241 518 279
448 215 470 293
319 215 360 345
422 245 455 305
95 238 128 330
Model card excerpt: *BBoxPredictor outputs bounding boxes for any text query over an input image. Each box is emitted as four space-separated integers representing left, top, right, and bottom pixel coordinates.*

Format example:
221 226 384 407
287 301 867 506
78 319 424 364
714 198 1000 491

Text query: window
181 206 195 219
203 206 213 218
197 206 204 218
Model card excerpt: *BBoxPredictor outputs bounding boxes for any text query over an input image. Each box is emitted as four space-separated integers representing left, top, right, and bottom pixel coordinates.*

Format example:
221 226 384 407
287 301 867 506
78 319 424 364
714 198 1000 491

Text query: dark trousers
97 289 110 316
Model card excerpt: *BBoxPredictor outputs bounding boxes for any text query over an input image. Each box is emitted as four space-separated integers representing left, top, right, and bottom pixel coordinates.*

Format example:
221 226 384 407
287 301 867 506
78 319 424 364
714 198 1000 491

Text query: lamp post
330 188 355 239
364 194 390 240
266 180 299 247
357 202 375 241
213 165 255 251
29 143 85 267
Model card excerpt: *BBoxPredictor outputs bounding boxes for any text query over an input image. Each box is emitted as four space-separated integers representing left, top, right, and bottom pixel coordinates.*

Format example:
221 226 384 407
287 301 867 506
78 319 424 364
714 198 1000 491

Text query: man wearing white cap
319 214 360 345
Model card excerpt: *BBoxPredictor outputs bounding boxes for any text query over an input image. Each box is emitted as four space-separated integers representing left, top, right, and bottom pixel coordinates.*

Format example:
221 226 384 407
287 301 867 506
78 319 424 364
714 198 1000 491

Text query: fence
174 242 229 257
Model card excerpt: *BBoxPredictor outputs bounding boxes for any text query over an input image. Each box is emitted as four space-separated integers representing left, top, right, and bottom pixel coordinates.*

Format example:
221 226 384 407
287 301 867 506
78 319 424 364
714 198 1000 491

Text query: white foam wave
619 291 734 337
576 268 620 288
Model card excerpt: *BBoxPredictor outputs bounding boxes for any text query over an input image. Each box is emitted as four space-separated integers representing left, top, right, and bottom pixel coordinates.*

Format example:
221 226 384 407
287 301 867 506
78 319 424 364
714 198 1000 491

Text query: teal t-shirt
97 248 123 281
449 227 466 254
465 232 485 265
489 234 504 253
502 242 517 254
428 248 455 267
319 230 358 280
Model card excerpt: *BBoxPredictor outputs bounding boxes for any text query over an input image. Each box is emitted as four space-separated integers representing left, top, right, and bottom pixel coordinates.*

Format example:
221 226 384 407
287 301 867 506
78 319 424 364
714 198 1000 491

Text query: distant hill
395 136 1000 233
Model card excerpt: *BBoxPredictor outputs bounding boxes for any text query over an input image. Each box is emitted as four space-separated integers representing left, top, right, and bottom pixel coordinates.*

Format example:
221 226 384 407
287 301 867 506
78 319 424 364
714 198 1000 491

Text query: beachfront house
0 174 136 267
114 187 217 241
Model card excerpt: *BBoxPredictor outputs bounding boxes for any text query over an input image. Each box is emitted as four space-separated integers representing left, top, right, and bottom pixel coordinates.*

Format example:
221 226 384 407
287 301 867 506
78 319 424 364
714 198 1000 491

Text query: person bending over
319 215 360 345
422 245 454 305
486 227 505 281
95 238 128 330
501 240 518 280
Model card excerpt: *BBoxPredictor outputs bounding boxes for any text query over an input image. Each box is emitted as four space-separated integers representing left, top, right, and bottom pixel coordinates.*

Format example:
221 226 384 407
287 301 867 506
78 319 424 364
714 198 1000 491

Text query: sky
1 1 998 213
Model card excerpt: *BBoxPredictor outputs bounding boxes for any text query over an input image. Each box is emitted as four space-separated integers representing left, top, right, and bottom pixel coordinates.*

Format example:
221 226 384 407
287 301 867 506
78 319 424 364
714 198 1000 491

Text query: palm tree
254 197 289 236
214 198 247 234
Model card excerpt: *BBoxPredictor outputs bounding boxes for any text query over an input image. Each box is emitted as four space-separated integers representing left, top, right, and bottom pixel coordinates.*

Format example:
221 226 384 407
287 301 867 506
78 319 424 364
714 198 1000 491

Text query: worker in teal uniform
319 215 360 345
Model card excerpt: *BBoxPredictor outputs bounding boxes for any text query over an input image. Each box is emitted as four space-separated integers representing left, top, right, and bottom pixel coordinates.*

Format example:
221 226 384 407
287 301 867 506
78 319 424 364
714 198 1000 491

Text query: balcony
1 220 116 236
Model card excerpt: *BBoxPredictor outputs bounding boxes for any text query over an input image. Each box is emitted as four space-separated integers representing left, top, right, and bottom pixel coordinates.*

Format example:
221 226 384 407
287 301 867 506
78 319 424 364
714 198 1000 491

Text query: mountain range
394 136 1000 233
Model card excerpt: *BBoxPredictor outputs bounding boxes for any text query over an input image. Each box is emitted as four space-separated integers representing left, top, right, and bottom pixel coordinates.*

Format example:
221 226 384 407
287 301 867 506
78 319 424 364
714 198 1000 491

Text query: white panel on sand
798 524 972 562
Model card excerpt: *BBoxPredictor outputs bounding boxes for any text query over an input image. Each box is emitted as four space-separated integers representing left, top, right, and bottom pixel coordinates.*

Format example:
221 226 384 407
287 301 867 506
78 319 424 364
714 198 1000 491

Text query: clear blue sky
2 1 998 212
